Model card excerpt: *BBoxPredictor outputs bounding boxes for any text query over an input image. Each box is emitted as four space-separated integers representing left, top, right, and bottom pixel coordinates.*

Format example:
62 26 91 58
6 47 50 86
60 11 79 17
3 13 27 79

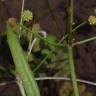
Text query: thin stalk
66 0 73 42
0 77 96 87
33 50 53 72
38 35 64 47
16 75 26 96
27 38 37 59
73 36 96 46
68 46 79 96
35 77 96 86
72 21 86 33
66 0 79 95
20 0 25 25
61 21 87 40
19 0 25 38
71 21 87 39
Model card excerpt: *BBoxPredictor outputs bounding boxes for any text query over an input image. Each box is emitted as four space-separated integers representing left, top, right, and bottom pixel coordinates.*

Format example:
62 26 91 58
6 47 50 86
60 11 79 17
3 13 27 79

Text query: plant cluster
1 0 96 96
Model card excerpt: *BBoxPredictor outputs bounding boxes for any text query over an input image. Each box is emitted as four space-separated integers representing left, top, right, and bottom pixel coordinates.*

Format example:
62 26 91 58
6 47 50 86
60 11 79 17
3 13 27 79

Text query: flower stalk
68 46 79 96
66 0 79 96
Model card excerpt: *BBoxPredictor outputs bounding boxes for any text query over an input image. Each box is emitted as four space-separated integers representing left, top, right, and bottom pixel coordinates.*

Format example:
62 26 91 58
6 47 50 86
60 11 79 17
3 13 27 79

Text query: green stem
66 0 73 42
68 46 79 96
72 21 87 33
73 36 96 46
38 35 64 47
61 21 87 40
66 0 79 96
20 0 25 25
19 0 25 38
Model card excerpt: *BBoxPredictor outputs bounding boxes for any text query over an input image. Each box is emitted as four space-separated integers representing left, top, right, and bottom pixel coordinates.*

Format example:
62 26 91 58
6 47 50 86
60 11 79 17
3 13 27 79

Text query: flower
22 10 33 22
88 15 96 25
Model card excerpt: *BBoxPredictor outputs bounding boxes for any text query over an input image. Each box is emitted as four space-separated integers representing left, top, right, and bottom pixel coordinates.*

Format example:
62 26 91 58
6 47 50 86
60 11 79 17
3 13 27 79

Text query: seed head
22 10 33 22
88 15 96 25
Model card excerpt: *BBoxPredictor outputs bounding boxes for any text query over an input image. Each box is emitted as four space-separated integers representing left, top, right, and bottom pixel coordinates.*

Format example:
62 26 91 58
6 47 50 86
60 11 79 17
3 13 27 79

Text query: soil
0 0 96 96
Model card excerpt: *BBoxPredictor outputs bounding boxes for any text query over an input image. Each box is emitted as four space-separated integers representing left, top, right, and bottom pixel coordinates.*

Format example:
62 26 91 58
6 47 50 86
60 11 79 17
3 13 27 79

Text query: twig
28 30 47 57
20 0 25 25
0 77 96 86
16 75 26 96
73 36 96 46
38 35 64 47
61 21 87 40
35 77 96 86
72 21 87 33
28 38 37 56
0 81 16 86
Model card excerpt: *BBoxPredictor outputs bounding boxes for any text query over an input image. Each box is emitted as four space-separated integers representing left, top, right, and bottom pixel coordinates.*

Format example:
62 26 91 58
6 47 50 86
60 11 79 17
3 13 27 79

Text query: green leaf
45 35 57 49
41 49 54 60
7 25 40 96
46 35 57 44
